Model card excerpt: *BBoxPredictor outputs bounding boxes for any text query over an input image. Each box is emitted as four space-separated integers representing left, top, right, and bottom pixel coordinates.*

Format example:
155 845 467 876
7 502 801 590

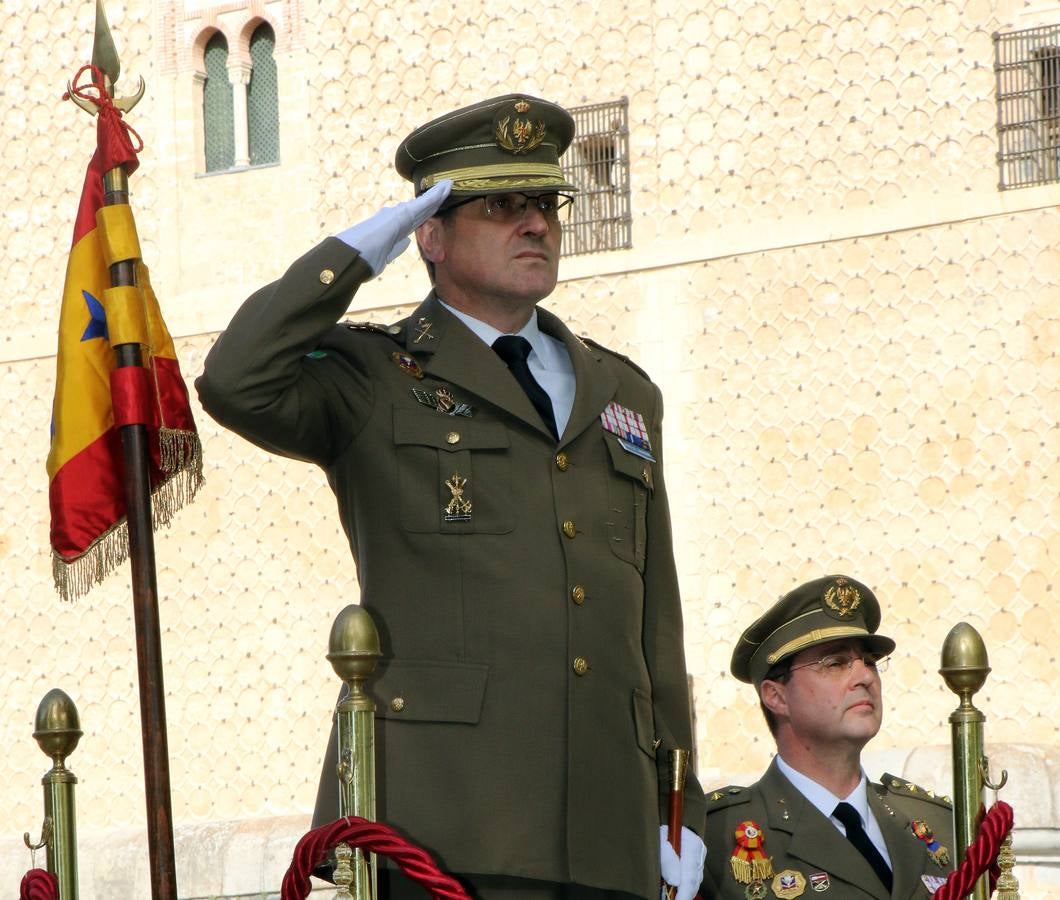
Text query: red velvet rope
932 801 1014 900
281 817 471 900
20 869 58 900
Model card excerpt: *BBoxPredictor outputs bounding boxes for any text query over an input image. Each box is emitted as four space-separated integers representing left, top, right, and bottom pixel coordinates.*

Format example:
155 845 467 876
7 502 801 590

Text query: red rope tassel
281 817 471 900
20 869 58 900
932 801 1014 900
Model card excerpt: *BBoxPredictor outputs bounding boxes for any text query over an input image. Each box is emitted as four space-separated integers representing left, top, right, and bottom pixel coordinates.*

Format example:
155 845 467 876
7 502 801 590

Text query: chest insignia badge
808 872 830 892
910 819 951 867
443 471 472 522
600 401 656 462
771 869 806 899
412 387 474 417
391 352 425 379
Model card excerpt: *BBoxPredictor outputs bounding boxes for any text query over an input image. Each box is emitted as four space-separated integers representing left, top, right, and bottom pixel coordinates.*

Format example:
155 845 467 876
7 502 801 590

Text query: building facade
1 0 1058 895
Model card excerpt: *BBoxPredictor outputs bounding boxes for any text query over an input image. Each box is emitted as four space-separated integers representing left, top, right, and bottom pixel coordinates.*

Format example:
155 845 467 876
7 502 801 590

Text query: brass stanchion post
328 605 382 900
28 688 82 899
939 622 990 900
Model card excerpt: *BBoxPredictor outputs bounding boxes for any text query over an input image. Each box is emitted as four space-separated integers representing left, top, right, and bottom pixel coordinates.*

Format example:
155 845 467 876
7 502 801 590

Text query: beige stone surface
2 0 1059 895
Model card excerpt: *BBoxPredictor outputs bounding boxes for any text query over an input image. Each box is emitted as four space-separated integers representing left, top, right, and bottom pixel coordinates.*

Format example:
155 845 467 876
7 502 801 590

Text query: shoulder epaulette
341 319 401 337
705 785 752 813
880 773 952 809
578 336 652 381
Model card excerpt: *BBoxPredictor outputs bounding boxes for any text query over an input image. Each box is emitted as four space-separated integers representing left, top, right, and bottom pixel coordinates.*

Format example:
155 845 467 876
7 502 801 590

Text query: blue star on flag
80 290 109 342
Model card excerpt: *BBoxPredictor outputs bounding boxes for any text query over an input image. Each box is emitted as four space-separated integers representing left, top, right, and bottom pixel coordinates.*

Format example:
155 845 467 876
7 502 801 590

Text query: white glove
336 180 452 277
659 825 706 900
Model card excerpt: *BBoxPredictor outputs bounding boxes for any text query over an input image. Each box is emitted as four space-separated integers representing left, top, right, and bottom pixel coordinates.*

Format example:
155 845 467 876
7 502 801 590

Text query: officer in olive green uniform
701 576 955 899
197 95 704 900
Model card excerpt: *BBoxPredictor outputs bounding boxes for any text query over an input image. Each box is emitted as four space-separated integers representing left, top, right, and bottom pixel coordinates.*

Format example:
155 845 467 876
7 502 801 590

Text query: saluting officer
196 94 705 900
701 576 955 899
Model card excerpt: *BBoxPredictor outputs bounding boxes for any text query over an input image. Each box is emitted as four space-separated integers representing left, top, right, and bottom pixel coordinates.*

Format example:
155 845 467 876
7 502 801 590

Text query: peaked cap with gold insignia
731 574 896 684
395 93 577 200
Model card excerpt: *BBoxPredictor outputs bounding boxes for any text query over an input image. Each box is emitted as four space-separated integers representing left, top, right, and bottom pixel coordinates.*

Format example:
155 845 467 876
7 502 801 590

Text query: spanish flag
47 67 202 601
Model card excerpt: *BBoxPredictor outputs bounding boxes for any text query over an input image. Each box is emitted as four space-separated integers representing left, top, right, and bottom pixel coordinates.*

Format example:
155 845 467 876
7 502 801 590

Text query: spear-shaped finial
92 0 120 89
67 0 145 116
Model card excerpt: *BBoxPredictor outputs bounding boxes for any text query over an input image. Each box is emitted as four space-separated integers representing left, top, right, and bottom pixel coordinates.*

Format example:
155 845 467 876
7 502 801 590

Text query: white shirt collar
775 754 871 825
436 299 554 366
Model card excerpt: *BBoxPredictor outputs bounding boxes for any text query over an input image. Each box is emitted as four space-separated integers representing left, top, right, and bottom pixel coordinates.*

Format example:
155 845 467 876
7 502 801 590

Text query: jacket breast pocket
604 434 653 570
394 407 514 534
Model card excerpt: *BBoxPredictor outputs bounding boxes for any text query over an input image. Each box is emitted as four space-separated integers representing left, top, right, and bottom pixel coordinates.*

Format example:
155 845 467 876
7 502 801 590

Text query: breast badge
391 352 424 379
808 872 830 892
413 387 474 417
443 472 472 523
730 820 774 885
771 870 806 899
910 819 950 867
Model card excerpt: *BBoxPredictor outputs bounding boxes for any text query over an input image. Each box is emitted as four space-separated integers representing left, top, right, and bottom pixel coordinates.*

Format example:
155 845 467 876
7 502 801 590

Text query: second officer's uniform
701 577 955 899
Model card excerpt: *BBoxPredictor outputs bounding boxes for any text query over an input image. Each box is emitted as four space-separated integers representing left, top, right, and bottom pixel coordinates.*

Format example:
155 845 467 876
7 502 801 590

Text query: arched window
203 32 235 172
247 23 280 165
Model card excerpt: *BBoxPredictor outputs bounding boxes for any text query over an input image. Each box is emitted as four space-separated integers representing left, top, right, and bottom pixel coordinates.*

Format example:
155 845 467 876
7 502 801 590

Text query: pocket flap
394 407 510 452
632 687 657 756
372 658 489 723
605 434 654 491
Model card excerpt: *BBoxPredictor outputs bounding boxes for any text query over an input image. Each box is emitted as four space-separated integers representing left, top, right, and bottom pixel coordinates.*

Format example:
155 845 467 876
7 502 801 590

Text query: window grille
994 25 1060 189
561 97 631 257
248 23 280 166
203 33 235 172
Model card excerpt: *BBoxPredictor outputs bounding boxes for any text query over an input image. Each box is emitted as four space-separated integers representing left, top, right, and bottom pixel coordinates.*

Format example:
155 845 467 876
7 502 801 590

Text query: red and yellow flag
48 67 202 601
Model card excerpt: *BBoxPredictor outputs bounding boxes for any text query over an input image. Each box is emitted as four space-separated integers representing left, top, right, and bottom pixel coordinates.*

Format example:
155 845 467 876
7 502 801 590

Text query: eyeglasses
446 192 575 224
786 652 890 679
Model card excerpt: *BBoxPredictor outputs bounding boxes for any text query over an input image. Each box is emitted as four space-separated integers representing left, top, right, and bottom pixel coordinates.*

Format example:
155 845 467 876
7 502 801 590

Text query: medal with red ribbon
910 819 951 867
730 820 775 884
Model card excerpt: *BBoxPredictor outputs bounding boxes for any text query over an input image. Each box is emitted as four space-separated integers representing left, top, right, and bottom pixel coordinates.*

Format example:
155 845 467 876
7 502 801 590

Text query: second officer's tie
492 335 558 440
832 802 893 892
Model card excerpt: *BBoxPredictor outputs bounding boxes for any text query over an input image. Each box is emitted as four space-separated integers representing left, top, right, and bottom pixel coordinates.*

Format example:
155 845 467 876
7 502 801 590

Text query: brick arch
190 23 234 77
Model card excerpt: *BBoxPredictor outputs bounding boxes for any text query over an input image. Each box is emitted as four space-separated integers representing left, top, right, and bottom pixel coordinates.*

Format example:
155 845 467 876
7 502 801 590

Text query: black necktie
492 335 558 439
833 802 893 893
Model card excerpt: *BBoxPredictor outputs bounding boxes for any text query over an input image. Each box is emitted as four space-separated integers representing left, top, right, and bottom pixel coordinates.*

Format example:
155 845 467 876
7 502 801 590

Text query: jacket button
390 697 406 712
446 431 460 444
571 584 586 605
319 269 335 284
572 656 589 676
555 452 570 471
562 520 576 538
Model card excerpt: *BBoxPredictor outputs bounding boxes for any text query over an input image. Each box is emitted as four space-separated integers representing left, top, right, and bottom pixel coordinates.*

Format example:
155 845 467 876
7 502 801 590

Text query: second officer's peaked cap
395 94 577 199
730 574 896 685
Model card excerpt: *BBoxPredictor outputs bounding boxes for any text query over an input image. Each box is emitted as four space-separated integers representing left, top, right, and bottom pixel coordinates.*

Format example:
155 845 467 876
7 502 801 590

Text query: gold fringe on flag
51 429 203 603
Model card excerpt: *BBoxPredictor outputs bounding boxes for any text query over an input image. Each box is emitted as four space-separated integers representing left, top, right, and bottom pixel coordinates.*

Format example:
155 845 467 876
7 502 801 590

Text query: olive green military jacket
196 238 704 898
701 761 954 899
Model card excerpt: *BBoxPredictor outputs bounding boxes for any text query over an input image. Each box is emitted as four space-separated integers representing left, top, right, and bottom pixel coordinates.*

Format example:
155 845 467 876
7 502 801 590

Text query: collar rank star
600 401 656 461
413 387 474 417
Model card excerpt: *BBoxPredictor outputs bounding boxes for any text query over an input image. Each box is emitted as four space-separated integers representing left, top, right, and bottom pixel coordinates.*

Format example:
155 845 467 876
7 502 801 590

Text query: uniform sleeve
641 382 707 834
195 238 376 466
